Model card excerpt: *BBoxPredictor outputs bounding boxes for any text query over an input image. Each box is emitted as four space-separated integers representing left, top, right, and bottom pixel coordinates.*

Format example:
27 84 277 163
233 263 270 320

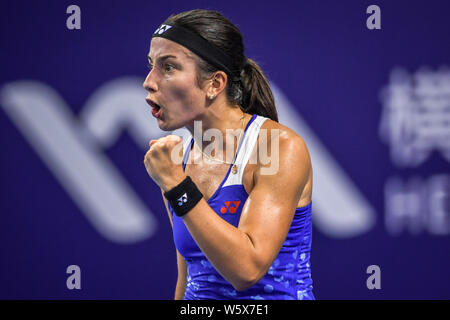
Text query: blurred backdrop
0 0 449 299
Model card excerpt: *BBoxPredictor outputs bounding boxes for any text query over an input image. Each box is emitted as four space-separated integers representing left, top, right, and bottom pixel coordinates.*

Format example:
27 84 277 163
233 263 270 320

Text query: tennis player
143 9 314 300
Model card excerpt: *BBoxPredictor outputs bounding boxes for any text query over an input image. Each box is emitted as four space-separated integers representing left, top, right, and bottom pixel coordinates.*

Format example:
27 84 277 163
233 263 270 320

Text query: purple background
1 0 449 299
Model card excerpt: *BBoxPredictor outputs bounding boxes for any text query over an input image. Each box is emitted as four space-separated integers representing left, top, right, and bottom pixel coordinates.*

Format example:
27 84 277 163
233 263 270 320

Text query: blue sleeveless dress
169 114 315 300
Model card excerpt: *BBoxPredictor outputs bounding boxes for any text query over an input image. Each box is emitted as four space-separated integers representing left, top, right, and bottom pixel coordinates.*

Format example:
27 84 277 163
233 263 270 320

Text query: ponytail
240 58 278 122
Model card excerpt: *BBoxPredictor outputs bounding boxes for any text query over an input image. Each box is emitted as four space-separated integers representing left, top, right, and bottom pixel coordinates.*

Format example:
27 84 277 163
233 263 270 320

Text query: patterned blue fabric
169 114 315 300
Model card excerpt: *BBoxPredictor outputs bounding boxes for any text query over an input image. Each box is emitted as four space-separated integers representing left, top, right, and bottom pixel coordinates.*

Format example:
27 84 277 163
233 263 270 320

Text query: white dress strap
222 115 268 188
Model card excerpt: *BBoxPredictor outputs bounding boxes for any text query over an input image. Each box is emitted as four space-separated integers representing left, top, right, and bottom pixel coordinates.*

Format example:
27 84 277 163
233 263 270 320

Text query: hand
143 135 186 192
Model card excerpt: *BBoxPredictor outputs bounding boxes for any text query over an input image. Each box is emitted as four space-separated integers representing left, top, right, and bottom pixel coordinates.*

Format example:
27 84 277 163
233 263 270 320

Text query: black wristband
164 176 203 217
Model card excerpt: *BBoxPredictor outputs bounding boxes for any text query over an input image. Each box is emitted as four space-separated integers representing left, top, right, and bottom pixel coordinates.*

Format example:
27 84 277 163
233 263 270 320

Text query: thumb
149 139 158 148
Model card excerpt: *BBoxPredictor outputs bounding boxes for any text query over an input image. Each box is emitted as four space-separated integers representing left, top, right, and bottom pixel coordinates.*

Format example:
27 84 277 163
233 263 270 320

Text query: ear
207 71 228 100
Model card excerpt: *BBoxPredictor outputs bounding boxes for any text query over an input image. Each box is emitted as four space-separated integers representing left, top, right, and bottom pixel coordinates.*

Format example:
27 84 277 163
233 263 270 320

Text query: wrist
161 172 187 192
164 176 203 217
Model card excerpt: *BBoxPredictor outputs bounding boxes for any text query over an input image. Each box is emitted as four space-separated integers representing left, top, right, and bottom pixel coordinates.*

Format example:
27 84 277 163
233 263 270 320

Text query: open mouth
146 98 162 118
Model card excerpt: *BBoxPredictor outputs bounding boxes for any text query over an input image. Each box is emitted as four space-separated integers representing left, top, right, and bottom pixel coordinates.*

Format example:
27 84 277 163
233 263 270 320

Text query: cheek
164 77 204 116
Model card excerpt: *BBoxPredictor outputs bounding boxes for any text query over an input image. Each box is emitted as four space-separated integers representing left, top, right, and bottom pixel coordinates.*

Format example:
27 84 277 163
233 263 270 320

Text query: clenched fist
143 135 186 192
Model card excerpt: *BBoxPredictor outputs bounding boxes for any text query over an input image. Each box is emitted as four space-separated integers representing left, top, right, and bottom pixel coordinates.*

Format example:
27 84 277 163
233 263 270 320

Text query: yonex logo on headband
154 24 172 35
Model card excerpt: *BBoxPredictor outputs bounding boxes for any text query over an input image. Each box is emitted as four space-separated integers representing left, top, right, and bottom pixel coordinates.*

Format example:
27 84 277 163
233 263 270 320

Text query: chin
157 119 182 132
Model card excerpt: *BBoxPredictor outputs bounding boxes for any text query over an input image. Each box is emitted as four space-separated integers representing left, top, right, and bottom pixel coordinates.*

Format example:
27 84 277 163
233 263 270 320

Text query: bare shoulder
254 118 312 206
242 116 312 207
259 118 310 162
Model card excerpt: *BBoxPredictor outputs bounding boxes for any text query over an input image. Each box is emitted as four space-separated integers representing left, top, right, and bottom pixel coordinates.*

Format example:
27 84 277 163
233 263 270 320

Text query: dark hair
164 9 278 122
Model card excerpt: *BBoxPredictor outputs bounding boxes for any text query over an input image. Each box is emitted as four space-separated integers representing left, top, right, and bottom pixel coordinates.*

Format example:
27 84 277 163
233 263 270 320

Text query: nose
143 69 157 92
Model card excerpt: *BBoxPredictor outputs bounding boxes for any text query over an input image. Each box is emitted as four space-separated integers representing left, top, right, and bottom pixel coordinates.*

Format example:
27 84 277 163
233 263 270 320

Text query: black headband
152 23 241 78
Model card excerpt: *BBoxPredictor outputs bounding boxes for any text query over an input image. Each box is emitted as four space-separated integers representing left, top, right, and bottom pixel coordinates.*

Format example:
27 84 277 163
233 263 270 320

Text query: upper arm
237 130 311 272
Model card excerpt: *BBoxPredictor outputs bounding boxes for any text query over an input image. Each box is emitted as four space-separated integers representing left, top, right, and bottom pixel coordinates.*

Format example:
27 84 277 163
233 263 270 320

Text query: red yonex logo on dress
220 201 241 214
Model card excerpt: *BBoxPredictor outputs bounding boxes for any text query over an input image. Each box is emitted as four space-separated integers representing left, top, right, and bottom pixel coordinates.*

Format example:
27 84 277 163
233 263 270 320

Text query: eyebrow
147 54 177 64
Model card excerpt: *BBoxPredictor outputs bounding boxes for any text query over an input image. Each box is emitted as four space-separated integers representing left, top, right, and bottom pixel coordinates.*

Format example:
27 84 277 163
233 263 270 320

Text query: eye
147 62 153 70
164 63 174 72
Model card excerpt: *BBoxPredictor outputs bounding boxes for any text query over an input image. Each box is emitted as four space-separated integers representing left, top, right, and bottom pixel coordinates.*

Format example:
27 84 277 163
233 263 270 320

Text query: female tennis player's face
144 37 209 131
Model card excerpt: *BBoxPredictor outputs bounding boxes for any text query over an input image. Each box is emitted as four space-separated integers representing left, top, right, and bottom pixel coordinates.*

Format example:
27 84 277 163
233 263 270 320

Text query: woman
143 9 314 300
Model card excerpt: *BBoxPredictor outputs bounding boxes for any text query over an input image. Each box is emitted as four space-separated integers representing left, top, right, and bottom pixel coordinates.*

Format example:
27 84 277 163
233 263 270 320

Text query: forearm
174 278 186 300
174 249 187 300
182 199 264 291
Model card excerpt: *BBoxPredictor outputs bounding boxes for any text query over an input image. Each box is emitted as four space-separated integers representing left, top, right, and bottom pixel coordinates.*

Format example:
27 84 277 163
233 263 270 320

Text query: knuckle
160 142 169 151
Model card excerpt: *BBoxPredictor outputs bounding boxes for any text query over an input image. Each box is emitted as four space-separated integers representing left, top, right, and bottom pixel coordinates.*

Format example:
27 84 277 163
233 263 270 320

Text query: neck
185 100 249 161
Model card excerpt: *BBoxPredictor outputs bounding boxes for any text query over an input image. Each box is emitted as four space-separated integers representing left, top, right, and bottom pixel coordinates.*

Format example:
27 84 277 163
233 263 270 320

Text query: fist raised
144 135 186 191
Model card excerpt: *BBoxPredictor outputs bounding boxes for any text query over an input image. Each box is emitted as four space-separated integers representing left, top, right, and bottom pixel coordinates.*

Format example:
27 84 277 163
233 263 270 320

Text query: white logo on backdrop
1 78 376 242
0 78 158 244
379 67 450 236
379 67 450 167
